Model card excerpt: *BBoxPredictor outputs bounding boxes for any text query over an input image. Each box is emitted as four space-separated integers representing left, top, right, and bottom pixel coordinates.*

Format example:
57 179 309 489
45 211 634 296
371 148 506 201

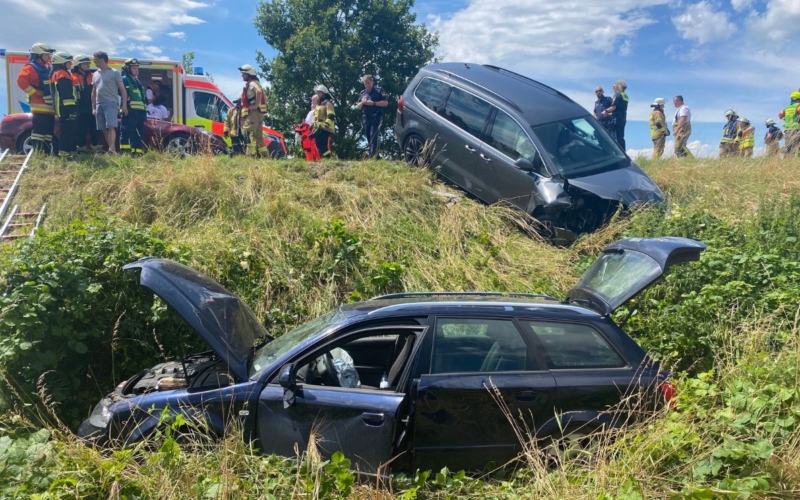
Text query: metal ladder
0 149 46 241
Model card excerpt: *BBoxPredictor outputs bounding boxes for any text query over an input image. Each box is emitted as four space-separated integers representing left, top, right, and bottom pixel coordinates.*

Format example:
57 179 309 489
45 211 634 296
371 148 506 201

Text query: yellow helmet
51 51 73 65
791 91 800 100
30 42 55 55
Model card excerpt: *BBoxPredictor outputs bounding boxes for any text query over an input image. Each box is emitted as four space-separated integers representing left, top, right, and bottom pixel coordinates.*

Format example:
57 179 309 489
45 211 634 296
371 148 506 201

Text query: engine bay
119 351 234 396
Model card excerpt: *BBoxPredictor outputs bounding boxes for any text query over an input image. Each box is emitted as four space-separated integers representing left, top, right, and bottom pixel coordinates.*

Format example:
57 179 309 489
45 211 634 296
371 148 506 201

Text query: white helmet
740 117 750 124
51 51 73 65
765 118 775 126
30 42 55 55
238 64 257 76
73 54 91 65
725 109 736 117
313 84 330 95
651 97 665 107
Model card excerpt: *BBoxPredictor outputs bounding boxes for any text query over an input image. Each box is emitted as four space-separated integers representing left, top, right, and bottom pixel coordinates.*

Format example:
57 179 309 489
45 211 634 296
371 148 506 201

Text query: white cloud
745 0 800 44
435 0 669 63
0 0 208 56
730 0 754 11
672 1 737 45
167 32 187 41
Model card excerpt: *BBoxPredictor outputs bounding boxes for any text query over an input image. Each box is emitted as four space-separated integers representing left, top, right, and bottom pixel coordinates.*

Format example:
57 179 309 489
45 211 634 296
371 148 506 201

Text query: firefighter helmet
651 97 665 107
792 91 800 101
51 52 73 65
30 43 55 55
313 84 330 95
741 117 750 124
725 109 736 117
238 64 257 76
124 58 140 68
73 54 92 65
766 118 775 126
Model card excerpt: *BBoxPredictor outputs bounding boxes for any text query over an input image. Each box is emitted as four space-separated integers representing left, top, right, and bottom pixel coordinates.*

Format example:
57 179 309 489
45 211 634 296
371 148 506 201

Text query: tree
254 0 438 159
182 51 195 74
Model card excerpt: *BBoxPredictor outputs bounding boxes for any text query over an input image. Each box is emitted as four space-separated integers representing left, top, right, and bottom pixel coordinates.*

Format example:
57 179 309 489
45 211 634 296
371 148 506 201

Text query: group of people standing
16 42 158 157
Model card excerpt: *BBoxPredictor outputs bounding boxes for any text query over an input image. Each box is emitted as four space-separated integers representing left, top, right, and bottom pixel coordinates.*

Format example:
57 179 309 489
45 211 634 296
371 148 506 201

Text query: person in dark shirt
593 86 614 136
602 80 629 150
356 74 388 158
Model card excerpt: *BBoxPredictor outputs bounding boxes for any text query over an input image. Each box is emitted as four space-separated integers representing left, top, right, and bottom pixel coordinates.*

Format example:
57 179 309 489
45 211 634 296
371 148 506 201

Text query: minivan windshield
249 308 346 376
531 117 628 178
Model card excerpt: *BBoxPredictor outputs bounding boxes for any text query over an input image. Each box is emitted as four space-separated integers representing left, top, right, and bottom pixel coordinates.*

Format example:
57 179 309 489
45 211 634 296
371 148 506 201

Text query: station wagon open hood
123 258 271 381
567 164 663 207
566 237 707 316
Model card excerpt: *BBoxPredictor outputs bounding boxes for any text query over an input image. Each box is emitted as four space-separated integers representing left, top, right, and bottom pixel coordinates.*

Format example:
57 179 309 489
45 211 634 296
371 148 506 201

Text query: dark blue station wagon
78 237 706 472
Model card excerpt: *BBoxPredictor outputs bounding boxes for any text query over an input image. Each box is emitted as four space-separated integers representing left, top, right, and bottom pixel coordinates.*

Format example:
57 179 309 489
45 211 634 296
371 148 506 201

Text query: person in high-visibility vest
17 42 56 154
737 118 755 158
120 58 147 155
648 97 669 160
50 52 78 159
224 98 245 155
779 91 800 155
71 54 100 152
312 84 336 159
719 110 741 158
764 119 783 157
238 64 267 158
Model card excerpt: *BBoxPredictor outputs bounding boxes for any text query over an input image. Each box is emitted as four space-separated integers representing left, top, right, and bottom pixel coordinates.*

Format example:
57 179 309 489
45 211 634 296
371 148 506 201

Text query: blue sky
1 0 799 157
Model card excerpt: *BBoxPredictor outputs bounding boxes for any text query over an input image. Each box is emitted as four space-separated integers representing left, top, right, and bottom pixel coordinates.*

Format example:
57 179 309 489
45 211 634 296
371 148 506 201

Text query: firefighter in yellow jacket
312 84 336 159
224 98 245 155
237 64 267 158
738 118 755 158
648 97 669 160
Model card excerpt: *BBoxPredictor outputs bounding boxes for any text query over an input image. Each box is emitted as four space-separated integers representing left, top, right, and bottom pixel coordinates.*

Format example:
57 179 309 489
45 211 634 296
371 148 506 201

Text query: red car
0 113 228 156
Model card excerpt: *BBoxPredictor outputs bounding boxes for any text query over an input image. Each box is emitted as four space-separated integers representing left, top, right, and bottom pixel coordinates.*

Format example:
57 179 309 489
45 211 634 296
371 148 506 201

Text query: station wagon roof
420 62 589 126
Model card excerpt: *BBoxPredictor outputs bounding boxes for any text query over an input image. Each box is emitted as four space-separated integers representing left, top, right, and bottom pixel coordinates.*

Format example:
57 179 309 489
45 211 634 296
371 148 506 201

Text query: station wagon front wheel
542 424 602 465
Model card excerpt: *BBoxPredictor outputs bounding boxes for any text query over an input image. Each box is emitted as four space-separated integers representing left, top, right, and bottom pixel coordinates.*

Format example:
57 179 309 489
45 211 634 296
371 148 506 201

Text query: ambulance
0 49 286 156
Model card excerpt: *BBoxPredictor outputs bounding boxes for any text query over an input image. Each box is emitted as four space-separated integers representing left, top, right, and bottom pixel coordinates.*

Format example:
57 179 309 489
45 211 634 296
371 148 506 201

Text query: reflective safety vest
784 104 799 131
721 119 739 143
72 68 94 113
50 68 76 118
313 99 336 134
739 125 755 149
649 109 668 139
241 80 267 116
17 60 54 114
122 74 147 111
224 106 242 136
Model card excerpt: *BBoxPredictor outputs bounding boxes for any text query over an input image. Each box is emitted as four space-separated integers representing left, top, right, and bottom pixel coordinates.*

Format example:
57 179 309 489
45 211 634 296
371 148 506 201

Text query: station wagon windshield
532 117 628 178
249 309 346 376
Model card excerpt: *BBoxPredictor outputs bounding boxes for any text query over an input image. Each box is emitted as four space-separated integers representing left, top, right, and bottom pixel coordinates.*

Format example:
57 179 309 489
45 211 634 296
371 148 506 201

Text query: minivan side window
521 321 626 369
488 109 546 173
413 78 448 114
441 87 492 138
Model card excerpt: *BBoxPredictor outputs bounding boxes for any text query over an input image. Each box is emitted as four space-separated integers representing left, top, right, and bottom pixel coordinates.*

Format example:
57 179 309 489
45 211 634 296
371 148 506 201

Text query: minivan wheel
403 134 426 167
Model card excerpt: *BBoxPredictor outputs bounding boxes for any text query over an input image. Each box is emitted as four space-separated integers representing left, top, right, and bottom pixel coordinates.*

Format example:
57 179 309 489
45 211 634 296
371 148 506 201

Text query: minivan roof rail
433 69 522 113
482 65 574 102
369 291 557 301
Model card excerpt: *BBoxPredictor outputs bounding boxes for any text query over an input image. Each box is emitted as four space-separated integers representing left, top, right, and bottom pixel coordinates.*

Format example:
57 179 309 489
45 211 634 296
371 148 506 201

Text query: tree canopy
254 0 438 159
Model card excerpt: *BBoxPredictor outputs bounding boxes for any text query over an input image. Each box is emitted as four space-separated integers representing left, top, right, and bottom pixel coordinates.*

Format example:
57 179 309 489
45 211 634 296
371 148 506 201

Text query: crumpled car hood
568 164 663 206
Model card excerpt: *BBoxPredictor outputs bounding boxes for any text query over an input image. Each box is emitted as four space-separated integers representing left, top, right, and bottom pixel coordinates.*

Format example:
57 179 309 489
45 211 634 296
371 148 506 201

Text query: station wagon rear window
522 321 625 369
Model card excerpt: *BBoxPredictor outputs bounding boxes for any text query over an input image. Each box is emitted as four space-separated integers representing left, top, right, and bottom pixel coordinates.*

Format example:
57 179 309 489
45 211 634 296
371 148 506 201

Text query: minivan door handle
515 390 539 402
464 144 476 153
479 153 492 162
361 412 385 426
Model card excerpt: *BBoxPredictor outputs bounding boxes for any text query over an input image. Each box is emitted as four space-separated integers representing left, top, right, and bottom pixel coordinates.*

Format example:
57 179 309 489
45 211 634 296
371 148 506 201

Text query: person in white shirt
305 94 319 125
672 95 693 158
146 95 170 120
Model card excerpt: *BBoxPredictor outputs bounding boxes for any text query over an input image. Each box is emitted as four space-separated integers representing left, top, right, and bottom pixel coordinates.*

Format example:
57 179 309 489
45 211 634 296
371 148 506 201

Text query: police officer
764 118 783 157
602 80 629 150
648 98 669 160
224 98 245 155
120 58 147 155
50 51 78 159
356 74 388 158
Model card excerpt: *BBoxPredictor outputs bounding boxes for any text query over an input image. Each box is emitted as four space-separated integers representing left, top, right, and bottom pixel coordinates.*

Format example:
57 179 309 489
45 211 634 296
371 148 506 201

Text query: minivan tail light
660 381 677 409
397 96 404 114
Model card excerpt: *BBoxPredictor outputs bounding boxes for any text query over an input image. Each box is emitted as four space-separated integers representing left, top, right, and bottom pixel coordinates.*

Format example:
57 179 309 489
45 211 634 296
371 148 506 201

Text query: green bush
0 207 197 428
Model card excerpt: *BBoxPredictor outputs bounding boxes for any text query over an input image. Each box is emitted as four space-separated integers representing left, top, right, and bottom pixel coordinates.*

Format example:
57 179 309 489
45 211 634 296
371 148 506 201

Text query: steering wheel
320 352 340 387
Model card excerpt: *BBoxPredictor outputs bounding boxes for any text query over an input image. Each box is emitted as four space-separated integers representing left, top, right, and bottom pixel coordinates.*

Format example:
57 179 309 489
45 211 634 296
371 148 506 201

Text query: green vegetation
2 153 800 498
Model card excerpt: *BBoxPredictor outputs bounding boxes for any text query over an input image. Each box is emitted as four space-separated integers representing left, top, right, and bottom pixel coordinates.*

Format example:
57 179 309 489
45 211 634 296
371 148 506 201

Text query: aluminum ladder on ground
0 149 46 242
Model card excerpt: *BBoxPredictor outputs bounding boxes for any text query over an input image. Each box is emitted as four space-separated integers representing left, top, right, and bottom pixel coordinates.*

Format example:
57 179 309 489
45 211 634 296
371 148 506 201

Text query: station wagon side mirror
279 363 297 409
514 157 535 172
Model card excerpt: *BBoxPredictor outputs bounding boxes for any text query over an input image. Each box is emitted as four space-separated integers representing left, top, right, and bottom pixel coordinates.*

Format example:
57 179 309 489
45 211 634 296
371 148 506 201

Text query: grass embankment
2 154 800 499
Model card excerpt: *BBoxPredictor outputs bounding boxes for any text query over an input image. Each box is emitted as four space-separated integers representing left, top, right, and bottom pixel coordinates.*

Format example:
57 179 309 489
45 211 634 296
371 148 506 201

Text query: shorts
95 101 119 130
